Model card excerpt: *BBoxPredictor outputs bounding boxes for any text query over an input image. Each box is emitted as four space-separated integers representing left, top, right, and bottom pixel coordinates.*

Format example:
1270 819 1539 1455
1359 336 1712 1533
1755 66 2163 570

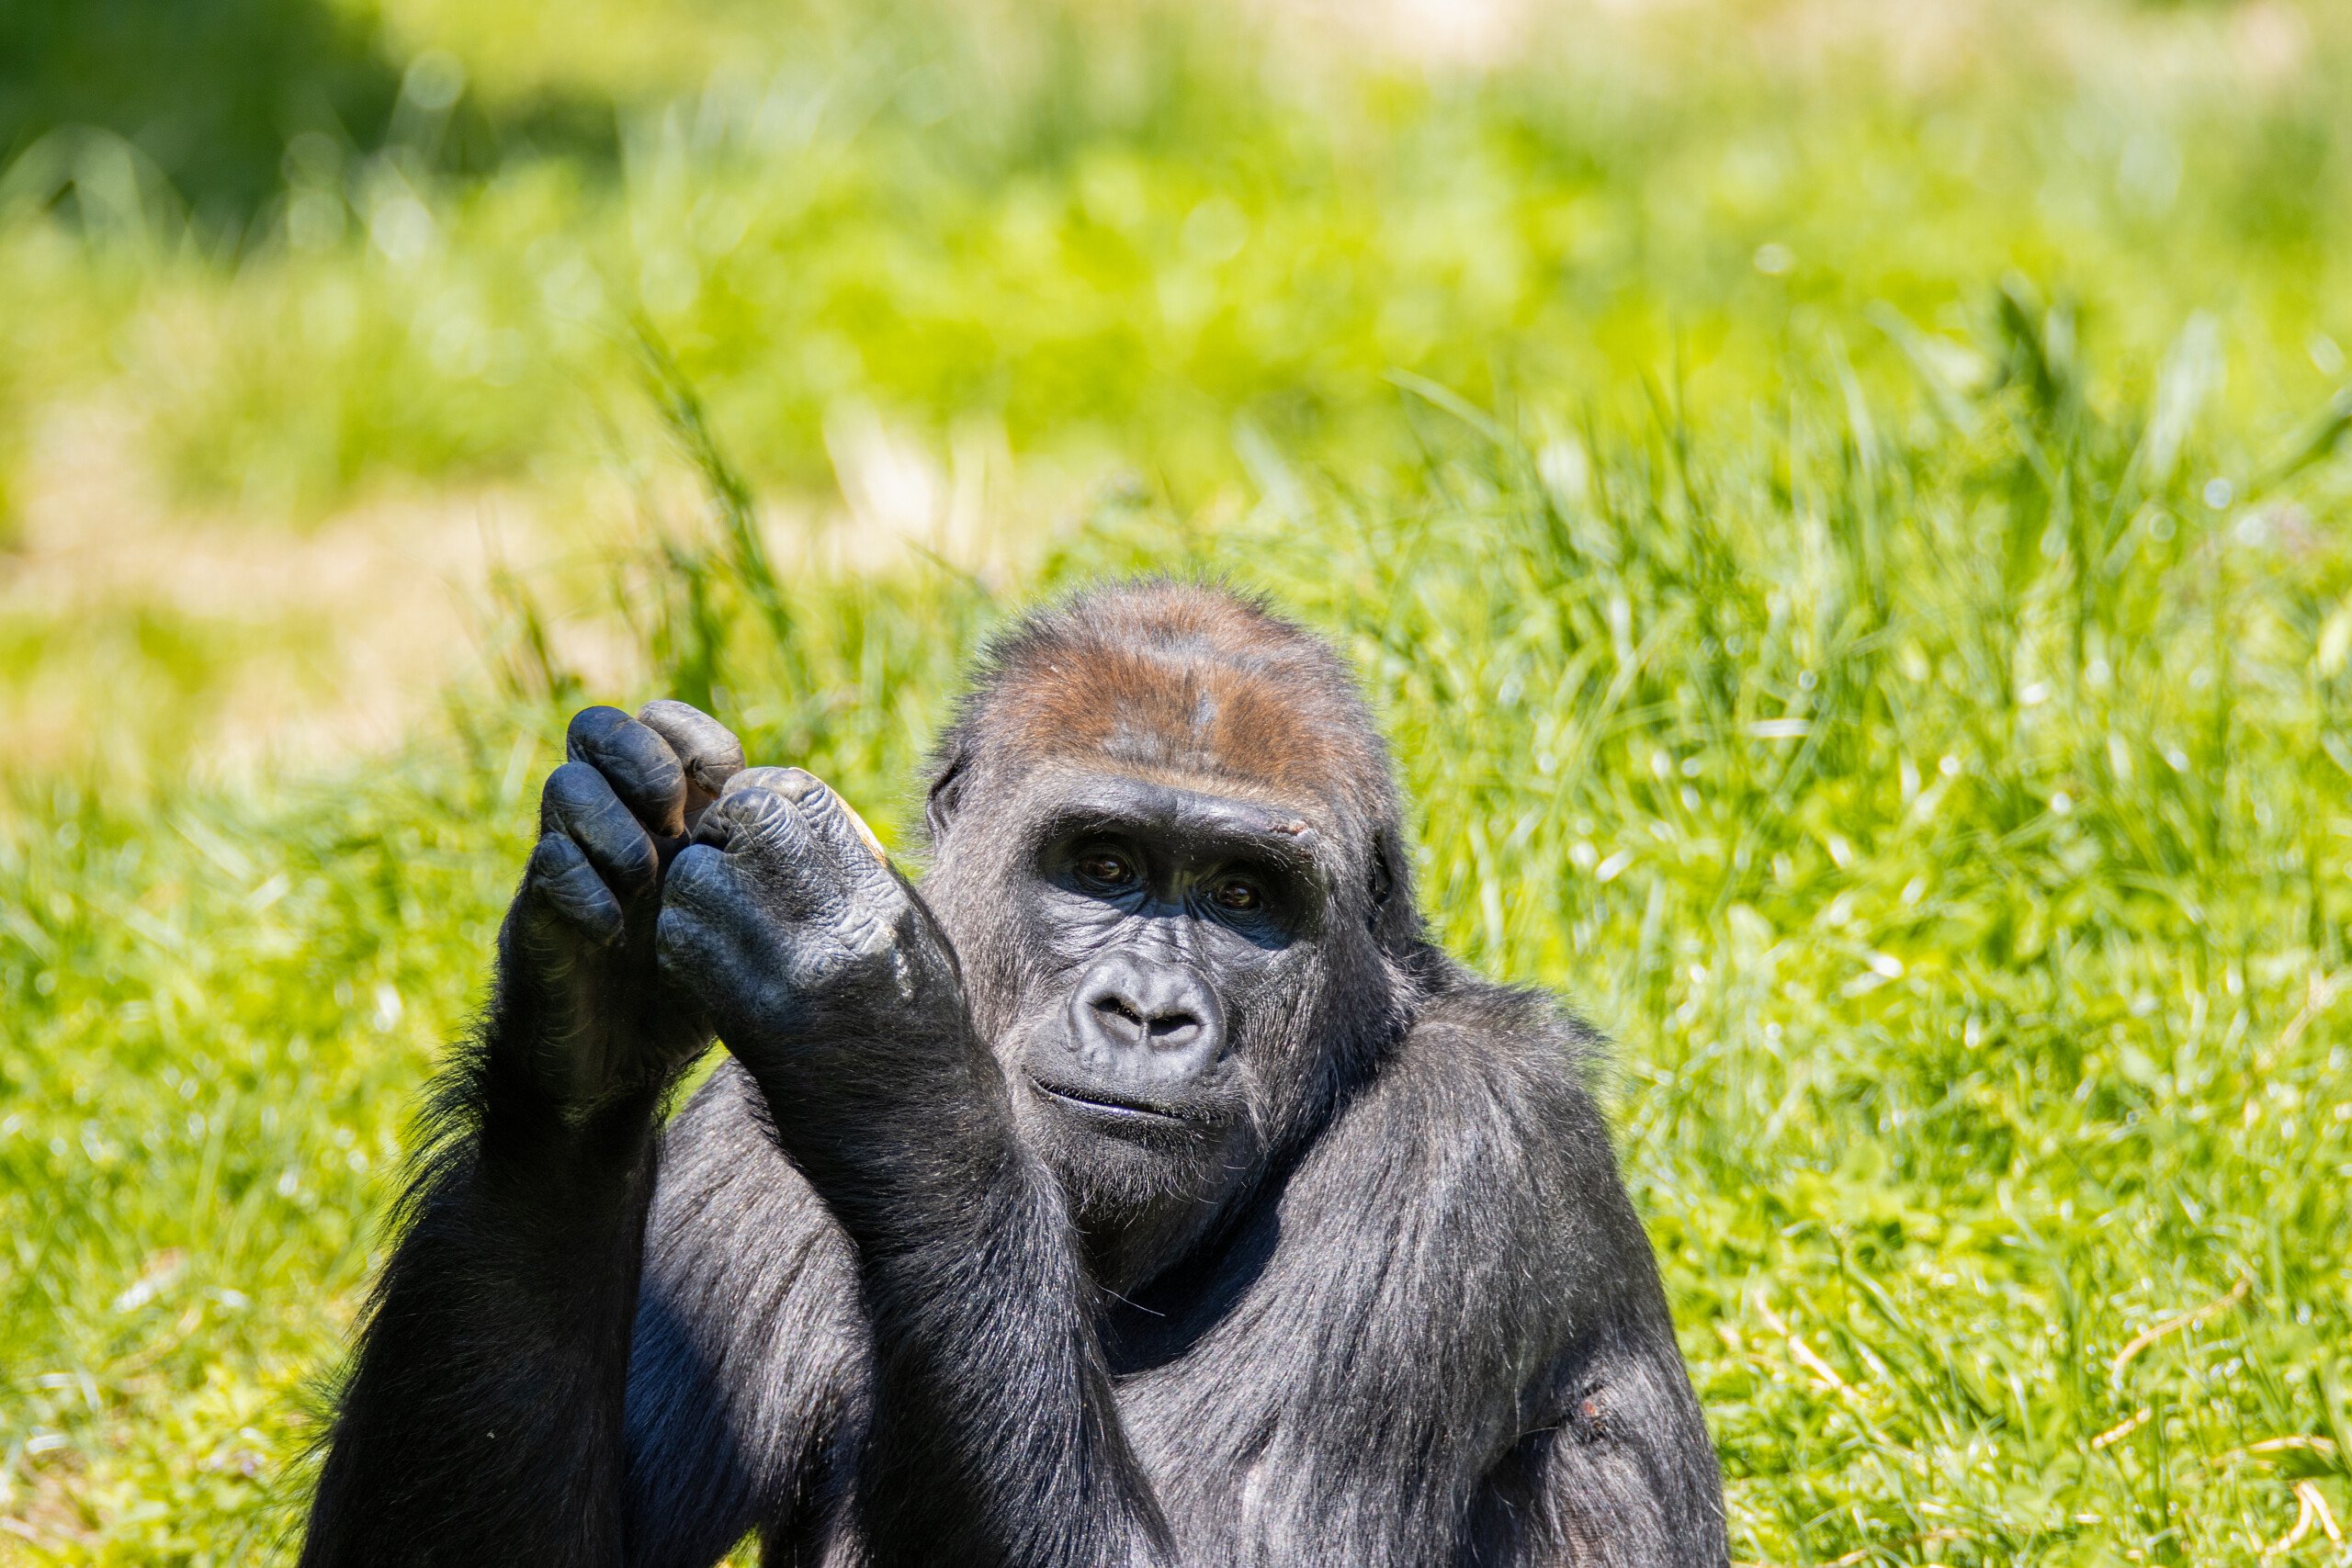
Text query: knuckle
569 711 687 836
563 705 634 760
528 830 586 878
541 760 616 824
773 766 825 802
665 845 757 925
721 769 885 873
786 779 844 831
528 853 622 943
637 700 745 793
545 764 659 887
778 771 888 866
662 843 722 904
592 818 660 882
718 786 806 857
722 766 808 803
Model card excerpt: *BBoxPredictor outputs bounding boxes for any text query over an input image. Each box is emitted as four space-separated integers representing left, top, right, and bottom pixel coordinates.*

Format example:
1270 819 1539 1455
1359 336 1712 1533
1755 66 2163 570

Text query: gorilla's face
926 764 1357 1292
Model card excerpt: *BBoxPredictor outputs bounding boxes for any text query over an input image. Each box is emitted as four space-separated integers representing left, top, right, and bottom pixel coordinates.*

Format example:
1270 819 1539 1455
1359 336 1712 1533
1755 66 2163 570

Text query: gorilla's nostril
1091 995 1148 1041
1087 994 1204 1052
1147 1013 1201 1046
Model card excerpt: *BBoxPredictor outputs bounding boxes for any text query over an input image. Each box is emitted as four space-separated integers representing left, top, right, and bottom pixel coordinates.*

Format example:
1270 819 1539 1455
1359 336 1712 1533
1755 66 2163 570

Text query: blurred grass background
4 0 2352 1562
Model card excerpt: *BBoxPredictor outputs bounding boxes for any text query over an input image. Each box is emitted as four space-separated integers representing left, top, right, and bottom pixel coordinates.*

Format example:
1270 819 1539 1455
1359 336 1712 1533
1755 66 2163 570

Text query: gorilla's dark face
914 584 1416 1292
926 763 1356 1292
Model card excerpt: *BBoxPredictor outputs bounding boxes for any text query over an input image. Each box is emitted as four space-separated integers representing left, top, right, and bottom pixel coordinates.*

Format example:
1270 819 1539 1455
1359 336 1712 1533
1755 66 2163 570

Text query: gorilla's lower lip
1027 1077 1192 1123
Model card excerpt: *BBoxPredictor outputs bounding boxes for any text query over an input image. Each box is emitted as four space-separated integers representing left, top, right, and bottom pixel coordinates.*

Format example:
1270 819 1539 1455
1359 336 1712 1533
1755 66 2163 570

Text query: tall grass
6 0 2350 521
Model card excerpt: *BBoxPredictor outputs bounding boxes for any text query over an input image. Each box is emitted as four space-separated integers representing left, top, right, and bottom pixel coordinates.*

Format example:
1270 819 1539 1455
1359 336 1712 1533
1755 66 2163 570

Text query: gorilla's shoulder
1294 971 1623 1203
1394 972 1609 1112
1261 975 1644 1323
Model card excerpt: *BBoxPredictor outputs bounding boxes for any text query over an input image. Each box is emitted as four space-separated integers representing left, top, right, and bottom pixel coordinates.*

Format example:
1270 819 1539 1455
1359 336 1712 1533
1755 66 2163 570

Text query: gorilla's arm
621 1063 866 1568
656 770 1172 1568
302 706 741 1568
628 978 1725 1568
845 1097 1168 1563
299 1030 666 1568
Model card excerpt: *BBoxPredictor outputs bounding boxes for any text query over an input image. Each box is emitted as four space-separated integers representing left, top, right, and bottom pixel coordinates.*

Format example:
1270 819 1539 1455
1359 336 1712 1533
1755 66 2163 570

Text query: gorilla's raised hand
655 768 993 1226
500 700 744 1112
300 701 749 1568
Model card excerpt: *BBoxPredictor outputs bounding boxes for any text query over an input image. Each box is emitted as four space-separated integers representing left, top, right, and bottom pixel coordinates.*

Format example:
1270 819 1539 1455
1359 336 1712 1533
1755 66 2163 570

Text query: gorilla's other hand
501 700 744 1111
656 767 989 1213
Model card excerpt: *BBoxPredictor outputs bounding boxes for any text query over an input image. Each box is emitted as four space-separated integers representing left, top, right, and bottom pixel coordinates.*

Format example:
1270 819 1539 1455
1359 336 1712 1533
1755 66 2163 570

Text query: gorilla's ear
924 744 970 842
1365 824 1423 950
1367 827 1397 923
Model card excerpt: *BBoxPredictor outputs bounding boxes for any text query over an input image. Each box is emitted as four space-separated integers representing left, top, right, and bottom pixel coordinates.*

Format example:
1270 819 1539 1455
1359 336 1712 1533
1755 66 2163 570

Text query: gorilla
300 581 1726 1567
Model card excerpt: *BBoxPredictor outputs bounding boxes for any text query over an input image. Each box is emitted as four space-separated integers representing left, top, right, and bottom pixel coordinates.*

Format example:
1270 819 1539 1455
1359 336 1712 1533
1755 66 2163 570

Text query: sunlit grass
3 0 2351 1562
6 0 2349 520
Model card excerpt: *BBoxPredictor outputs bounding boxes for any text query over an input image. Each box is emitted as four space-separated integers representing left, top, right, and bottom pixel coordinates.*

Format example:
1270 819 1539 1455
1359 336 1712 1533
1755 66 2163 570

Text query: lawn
3 0 2350 1562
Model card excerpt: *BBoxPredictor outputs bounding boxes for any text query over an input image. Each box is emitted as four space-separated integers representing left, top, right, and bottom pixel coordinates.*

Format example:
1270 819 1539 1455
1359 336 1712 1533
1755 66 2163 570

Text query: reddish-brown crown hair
929 581 1400 832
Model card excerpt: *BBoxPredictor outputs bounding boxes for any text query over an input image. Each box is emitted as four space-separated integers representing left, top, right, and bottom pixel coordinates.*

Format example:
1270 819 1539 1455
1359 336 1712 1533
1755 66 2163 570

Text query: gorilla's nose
1069 955 1225 1084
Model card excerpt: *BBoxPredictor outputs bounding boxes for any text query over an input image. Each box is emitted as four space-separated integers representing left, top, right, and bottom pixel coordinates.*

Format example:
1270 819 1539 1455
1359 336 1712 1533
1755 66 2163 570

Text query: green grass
5 0 2352 1562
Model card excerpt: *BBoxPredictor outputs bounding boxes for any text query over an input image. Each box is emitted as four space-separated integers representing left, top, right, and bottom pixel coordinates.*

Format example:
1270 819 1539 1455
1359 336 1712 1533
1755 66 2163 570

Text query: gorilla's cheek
988 1004 1053 1077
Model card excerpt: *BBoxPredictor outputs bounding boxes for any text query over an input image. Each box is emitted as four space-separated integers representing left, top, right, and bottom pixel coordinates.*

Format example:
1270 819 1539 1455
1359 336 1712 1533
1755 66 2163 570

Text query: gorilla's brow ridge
1020 769 1327 878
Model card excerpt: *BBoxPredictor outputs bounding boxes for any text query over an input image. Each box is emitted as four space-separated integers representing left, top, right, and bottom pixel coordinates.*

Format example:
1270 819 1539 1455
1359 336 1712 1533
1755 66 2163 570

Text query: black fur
301 583 1727 1567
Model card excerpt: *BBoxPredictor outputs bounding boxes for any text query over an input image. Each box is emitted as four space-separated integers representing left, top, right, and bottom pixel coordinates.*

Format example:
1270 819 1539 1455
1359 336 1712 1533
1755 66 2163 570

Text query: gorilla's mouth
1027 1075 1195 1125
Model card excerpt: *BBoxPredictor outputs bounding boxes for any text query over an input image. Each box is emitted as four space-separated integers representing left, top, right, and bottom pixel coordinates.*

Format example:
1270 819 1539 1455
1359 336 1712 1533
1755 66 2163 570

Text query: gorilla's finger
717 765 803 802
696 780 818 865
525 832 624 946
655 850 758 989
722 767 890 870
654 844 724 931
653 878 719 989
652 898 704 990
566 706 688 838
637 700 745 815
541 761 661 894
769 769 894 882
694 783 864 927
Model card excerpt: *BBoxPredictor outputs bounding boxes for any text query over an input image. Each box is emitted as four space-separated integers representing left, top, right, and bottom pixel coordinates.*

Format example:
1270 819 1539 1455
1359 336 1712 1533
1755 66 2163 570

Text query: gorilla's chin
1013 1080 1261 1294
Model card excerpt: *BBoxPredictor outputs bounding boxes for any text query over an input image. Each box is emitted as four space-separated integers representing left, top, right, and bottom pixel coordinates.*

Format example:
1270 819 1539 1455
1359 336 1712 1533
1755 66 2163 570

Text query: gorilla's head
918 581 1426 1291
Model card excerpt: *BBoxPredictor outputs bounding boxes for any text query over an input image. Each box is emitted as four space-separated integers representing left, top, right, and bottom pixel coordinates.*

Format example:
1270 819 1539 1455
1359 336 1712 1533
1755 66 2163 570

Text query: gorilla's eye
1210 878 1263 913
1075 852 1137 890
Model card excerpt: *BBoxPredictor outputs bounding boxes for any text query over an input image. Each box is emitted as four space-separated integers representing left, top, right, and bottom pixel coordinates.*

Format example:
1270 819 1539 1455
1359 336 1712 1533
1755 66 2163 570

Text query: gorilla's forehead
973 615 1392 824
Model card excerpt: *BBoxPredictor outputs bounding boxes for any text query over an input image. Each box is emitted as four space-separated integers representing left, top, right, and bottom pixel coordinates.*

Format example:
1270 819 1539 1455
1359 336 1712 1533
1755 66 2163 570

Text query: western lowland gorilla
300 581 1726 1567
